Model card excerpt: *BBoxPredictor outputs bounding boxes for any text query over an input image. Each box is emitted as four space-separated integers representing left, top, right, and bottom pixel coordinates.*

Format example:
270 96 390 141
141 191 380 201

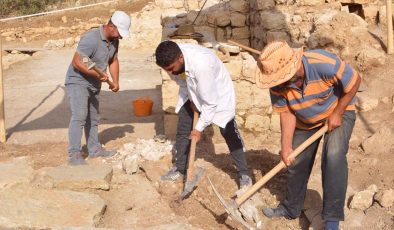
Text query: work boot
325 221 339 230
68 152 87 165
161 167 184 182
89 148 116 158
262 205 293 219
239 174 252 189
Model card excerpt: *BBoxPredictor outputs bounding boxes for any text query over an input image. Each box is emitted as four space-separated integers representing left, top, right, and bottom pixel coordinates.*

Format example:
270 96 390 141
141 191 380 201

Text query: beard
172 65 185 75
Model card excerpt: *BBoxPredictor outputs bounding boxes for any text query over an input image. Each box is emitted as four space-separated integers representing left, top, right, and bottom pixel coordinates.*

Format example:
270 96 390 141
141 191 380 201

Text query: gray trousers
66 84 101 155
175 100 249 176
281 110 356 221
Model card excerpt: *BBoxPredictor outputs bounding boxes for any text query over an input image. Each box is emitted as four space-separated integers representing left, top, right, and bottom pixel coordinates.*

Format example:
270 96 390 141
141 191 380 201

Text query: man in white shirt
155 40 252 188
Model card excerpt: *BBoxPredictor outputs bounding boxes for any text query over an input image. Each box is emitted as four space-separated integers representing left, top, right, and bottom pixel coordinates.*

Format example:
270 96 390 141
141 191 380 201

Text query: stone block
231 12 247 27
45 164 113 191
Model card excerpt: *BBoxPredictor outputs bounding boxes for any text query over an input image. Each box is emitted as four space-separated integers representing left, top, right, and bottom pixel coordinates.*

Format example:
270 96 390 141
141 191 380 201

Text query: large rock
356 93 379 112
45 164 113 191
230 0 249 13
361 127 394 155
0 157 34 189
356 45 386 71
0 186 106 229
231 12 247 27
349 185 378 210
374 189 394 208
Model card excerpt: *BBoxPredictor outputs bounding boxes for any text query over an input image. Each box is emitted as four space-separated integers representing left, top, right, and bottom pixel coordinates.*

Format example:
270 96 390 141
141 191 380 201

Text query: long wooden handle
186 111 199 182
0 37 5 143
228 39 261 55
235 125 328 206
387 0 393 54
91 66 116 89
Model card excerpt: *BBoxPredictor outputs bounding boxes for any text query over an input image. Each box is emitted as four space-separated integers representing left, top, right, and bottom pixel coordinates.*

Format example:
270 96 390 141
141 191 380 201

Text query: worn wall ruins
131 0 388 139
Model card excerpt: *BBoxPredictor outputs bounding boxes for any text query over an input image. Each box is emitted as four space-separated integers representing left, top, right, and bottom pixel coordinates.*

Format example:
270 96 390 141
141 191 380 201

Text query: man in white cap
65 11 131 165
256 41 360 230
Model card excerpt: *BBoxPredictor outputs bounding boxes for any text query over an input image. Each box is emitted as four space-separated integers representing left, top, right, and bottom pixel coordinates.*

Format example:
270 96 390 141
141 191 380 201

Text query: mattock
209 125 328 230
82 56 116 89
179 111 205 200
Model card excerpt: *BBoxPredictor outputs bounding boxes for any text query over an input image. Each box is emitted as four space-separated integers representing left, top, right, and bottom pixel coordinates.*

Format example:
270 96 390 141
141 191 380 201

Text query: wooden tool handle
235 125 328 206
91 66 116 89
228 39 261 55
186 111 199 182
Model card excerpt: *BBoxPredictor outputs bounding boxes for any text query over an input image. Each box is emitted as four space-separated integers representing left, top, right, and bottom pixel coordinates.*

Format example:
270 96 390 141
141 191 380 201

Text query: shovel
209 125 328 230
179 111 205 200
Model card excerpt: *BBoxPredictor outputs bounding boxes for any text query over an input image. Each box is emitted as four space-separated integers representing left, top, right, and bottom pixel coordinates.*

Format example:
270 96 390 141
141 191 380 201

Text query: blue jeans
175 101 249 176
281 111 356 221
66 84 101 156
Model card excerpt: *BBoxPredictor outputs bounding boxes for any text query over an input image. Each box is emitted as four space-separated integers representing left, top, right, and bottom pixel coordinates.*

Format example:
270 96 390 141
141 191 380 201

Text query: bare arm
327 73 361 131
108 56 120 92
280 110 297 166
71 52 108 81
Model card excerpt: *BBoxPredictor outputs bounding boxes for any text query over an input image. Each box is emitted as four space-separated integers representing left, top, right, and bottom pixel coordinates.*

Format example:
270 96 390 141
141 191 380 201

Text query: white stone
122 154 139 174
349 185 377 210
374 189 394 208
45 164 113 191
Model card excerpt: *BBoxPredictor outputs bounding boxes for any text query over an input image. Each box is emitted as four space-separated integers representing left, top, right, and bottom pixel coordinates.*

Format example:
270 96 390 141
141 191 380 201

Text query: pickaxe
179 111 205 200
209 125 328 230
82 57 116 89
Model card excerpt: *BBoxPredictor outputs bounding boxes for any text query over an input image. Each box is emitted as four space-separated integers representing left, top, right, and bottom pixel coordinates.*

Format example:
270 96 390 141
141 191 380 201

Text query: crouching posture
256 41 360 230
155 40 252 188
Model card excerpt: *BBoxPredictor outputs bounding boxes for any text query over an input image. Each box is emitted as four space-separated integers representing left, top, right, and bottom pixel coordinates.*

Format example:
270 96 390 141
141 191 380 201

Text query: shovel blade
207 177 256 230
180 167 205 200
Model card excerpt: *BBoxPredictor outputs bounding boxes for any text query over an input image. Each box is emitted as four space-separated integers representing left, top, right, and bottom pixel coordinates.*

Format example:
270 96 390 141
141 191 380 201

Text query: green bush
0 0 63 18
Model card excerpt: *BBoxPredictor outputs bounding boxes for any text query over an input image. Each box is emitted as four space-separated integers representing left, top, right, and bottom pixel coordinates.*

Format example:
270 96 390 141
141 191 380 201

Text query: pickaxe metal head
208 177 256 230
179 166 205 200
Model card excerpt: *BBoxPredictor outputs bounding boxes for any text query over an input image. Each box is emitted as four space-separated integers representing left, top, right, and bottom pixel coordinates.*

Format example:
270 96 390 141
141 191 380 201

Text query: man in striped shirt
256 41 360 230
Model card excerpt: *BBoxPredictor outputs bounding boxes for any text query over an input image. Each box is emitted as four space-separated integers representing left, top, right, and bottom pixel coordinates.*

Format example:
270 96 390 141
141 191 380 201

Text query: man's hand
326 110 342 132
98 72 109 82
280 148 295 167
110 82 119 92
189 129 202 143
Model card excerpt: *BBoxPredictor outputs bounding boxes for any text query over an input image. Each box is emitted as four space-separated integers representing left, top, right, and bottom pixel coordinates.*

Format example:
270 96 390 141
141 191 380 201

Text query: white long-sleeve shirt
172 43 236 132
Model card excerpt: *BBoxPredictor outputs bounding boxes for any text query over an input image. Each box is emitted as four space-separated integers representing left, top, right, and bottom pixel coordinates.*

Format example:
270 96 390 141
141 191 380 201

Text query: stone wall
150 0 388 140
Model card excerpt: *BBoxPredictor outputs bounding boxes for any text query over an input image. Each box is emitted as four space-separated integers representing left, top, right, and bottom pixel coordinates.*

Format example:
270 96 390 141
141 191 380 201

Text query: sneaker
161 167 184 182
325 221 339 230
68 152 87 165
239 174 252 188
89 148 116 158
262 205 293 219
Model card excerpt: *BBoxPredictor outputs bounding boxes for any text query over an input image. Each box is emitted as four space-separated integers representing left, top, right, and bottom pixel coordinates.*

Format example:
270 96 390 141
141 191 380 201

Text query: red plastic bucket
132 97 154 117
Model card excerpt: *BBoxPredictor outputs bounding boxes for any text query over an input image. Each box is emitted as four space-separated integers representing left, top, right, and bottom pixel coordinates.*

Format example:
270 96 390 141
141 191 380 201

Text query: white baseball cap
110 11 131 38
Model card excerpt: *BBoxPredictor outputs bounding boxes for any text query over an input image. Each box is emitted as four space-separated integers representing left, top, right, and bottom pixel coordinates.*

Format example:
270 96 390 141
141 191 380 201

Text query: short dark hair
155 40 182 67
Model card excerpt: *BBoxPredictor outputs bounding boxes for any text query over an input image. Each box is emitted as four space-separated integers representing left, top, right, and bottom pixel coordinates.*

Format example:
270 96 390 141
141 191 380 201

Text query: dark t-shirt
65 25 118 89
